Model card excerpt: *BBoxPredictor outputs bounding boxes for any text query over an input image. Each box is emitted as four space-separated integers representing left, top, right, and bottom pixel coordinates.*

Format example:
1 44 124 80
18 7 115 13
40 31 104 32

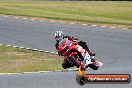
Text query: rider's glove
68 36 78 42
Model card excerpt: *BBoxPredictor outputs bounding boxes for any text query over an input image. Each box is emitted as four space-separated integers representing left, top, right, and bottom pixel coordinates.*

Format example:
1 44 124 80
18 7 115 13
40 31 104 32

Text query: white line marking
6 45 12 47
40 20 44 21
14 17 19 19
3 15 8 17
50 20 55 22
26 48 31 50
0 73 21 75
44 51 49 53
22 72 39 74
82 24 87 26
67 69 78 71
54 70 63 72
60 22 65 24
0 69 78 75
101 26 106 28
23 18 28 20
33 49 38 51
50 52 55 54
13 46 19 48
30 19 36 21
38 71 52 73
123 28 128 29
111 27 115 29
92 25 97 27
70 23 75 25
20 47 25 49
39 50 44 52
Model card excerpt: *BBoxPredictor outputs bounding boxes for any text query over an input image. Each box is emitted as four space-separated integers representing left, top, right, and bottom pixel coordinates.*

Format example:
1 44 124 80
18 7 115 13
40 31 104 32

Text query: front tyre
62 62 74 69
62 63 70 69
69 56 80 68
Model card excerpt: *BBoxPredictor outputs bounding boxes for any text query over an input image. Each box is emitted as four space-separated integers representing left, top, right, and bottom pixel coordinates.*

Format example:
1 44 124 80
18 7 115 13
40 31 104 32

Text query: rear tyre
89 64 99 70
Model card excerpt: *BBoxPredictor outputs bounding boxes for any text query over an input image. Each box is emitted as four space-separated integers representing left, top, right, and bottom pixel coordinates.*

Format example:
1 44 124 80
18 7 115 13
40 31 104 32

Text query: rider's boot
91 58 96 65
89 58 99 70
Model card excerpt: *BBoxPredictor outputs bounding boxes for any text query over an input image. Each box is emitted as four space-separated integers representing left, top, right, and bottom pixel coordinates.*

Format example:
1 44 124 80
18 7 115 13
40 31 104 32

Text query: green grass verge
0 1 132 27
0 45 63 73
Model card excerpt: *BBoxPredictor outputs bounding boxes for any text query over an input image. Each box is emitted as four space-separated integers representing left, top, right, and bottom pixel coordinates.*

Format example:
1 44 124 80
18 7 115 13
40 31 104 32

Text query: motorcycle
57 38 85 69
57 37 101 69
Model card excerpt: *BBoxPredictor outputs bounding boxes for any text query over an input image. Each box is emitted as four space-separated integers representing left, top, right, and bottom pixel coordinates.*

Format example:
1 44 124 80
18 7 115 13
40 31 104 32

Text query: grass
0 1 132 28
0 45 63 73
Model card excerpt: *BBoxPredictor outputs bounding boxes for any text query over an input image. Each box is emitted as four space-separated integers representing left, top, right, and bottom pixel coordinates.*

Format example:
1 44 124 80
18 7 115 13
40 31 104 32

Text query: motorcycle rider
55 31 98 70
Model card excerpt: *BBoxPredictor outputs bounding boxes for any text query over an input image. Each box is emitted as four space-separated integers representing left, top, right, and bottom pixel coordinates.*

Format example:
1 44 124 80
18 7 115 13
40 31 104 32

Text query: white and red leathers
77 45 92 67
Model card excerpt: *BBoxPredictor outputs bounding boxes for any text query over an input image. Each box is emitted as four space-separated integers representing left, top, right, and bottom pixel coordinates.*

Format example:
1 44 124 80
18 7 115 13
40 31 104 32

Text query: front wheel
62 60 74 69
69 56 80 68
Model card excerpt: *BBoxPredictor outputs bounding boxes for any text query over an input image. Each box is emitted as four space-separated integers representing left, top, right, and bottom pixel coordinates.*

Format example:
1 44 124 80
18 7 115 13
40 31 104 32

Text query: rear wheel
89 63 99 70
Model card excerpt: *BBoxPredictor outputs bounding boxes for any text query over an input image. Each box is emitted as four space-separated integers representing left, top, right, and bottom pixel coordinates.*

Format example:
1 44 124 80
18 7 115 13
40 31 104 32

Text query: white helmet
55 31 63 41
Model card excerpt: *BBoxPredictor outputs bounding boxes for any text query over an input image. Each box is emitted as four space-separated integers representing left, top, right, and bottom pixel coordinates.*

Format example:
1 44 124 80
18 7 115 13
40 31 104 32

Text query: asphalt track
0 15 132 88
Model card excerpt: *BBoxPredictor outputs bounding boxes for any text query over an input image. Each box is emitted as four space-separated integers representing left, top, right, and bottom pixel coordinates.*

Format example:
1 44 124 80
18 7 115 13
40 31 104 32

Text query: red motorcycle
57 38 85 69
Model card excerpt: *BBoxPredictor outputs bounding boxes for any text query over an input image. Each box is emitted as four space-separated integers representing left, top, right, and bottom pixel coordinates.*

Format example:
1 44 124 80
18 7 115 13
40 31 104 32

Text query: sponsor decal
84 74 131 84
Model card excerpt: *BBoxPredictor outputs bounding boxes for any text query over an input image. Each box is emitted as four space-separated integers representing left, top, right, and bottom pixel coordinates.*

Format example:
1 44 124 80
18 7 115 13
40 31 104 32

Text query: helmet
55 31 64 41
